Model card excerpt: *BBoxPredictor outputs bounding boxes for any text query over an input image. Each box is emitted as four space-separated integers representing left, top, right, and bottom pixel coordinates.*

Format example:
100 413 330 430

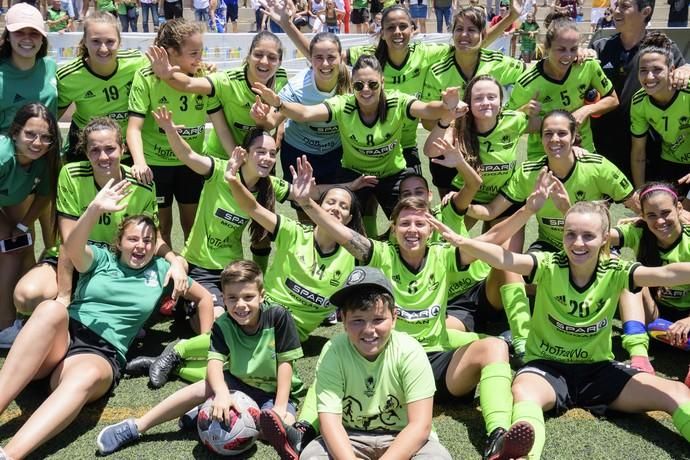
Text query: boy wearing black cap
299 266 452 459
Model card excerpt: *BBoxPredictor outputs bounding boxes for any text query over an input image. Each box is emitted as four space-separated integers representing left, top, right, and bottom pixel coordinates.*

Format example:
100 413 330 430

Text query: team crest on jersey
330 269 344 287
680 116 690 129
578 84 587 99
575 190 585 202
194 95 205 110
364 376 375 397
144 269 159 287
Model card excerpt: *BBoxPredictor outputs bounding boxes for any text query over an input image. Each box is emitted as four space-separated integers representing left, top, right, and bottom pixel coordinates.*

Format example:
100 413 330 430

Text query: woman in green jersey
252 54 462 220
226 148 364 342
422 6 526 195
507 13 619 161
127 20 225 249
630 33 690 189
468 110 637 253
433 200 690 459
0 3 56 133
0 183 212 460
611 182 690 347
146 30 288 160
290 156 561 460
10 118 191 343
57 11 149 161
0 104 60 339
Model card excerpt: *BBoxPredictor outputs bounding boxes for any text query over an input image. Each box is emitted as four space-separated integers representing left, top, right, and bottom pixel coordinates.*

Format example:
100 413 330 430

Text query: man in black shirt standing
590 0 690 181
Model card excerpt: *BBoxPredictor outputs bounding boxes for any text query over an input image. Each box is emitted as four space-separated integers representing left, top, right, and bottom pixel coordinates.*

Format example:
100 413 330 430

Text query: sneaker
322 311 337 326
178 404 200 431
259 410 316 460
96 419 140 455
148 340 182 388
0 319 23 349
483 421 535 460
124 356 156 376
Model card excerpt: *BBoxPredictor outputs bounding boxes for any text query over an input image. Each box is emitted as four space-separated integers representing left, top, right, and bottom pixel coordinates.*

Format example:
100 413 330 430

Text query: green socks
297 383 320 432
673 400 690 442
177 360 207 383
173 334 210 360
512 400 545 459
500 283 531 355
479 362 513 434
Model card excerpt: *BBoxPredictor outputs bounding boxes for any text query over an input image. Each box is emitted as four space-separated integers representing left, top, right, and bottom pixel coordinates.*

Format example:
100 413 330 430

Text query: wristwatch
15 222 29 233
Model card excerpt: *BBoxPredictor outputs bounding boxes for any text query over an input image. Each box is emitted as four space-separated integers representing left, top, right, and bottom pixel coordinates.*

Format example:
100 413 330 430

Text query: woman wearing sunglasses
253 54 463 218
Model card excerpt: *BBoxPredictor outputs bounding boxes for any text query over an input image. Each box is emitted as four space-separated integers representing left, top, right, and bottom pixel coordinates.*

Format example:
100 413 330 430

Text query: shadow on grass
605 411 690 459
0 383 108 458
301 334 330 358
433 399 487 456
191 439 258 458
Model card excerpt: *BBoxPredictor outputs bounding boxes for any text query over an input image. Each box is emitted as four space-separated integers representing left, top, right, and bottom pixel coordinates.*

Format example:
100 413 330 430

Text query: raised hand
427 213 464 246
429 138 465 169
251 82 281 108
548 174 571 213
152 106 183 133
349 175 379 191
526 167 554 213
250 95 271 122
670 65 690 90
524 91 541 117
289 155 315 205
224 146 247 184
91 178 131 214
146 46 180 80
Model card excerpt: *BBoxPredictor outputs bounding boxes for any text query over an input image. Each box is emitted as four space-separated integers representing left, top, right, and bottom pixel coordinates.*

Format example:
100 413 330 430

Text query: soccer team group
1 0 690 458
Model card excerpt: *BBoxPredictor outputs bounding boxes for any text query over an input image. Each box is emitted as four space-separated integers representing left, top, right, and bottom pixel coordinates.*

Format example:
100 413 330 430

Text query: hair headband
639 185 678 200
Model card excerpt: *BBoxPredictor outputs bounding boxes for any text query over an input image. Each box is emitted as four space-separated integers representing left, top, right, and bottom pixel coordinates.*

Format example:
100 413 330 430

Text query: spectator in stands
432 0 452 33
667 0 689 27
140 0 159 32
591 0 610 31
595 7 614 30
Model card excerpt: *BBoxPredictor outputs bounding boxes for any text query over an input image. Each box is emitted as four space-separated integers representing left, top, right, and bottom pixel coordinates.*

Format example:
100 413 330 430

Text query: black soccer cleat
259 409 316 460
124 356 156 376
148 340 182 388
484 421 535 460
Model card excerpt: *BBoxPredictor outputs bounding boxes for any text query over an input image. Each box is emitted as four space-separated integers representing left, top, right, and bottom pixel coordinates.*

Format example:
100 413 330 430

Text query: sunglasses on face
353 80 381 91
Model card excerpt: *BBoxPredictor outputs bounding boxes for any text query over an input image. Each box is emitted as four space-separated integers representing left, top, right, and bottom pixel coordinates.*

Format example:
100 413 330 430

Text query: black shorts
429 161 458 189
66 318 122 393
151 164 204 207
225 0 238 21
163 0 183 18
447 280 504 332
427 350 476 403
350 7 370 23
527 240 559 254
403 147 422 174
516 359 639 415
656 303 690 323
337 167 413 218
280 141 344 185
188 264 223 307
37 255 82 292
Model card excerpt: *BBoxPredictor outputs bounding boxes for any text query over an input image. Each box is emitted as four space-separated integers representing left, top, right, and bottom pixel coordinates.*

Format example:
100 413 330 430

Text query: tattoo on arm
344 231 371 261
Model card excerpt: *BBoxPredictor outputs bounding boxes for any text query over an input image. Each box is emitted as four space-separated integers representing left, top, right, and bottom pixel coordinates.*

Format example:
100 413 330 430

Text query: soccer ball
197 391 261 456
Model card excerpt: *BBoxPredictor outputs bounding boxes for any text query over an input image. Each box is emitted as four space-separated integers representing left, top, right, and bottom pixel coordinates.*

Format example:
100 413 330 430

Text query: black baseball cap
329 267 395 307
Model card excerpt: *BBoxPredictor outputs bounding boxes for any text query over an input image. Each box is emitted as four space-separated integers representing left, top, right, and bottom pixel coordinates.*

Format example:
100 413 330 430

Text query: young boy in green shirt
96 260 304 455
300 266 452 459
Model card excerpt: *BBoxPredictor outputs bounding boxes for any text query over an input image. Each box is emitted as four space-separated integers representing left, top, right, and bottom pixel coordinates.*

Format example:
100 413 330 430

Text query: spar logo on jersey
286 278 330 307
548 314 608 337
233 122 254 132
214 208 248 227
479 162 514 174
175 125 205 138
659 287 687 299
309 125 339 134
108 111 128 122
360 142 397 157
395 304 441 322
541 217 565 227
538 339 589 360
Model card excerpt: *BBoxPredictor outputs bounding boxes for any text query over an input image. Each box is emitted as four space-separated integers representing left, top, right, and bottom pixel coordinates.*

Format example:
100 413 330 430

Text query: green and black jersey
615 223 690 311
347 42 449 149
631 87 690 164
501 154 632 249
507 59 614 160
423 47 525 102
129 65 211 166
205 65 289 158
209 303 305 397
57 50 147 132
525 251 640 363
